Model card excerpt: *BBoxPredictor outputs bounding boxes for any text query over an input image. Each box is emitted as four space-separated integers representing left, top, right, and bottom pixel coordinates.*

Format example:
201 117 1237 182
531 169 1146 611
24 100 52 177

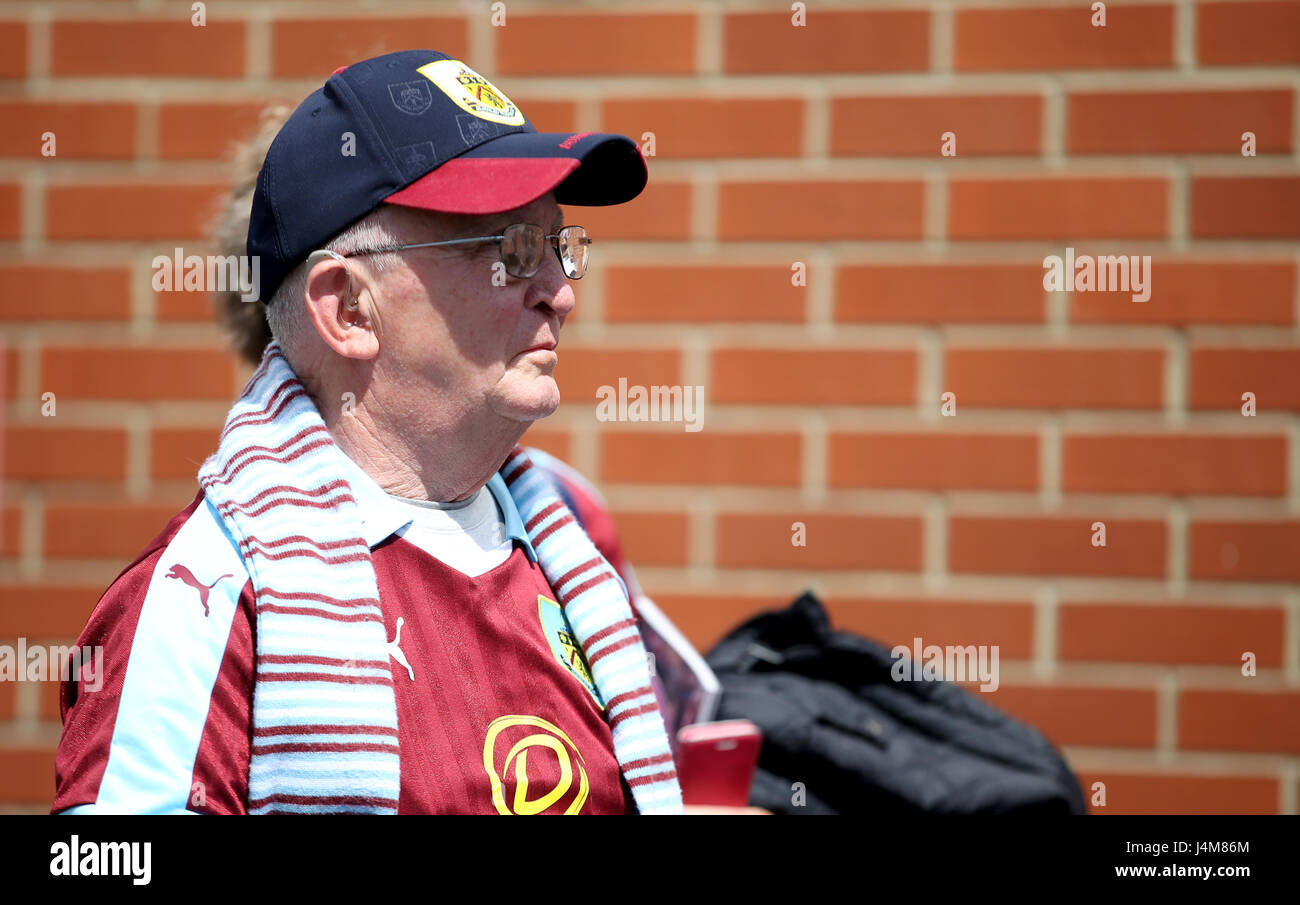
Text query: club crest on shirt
537 595 602 708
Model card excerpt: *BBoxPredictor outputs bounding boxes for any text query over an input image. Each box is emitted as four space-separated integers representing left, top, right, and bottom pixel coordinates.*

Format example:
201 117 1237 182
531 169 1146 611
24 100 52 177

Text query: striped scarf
197 342 682 814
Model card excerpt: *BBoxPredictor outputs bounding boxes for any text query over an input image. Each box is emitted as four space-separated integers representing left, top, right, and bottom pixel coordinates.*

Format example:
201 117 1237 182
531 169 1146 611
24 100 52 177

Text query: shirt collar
485 472 539 564
336 451 537 563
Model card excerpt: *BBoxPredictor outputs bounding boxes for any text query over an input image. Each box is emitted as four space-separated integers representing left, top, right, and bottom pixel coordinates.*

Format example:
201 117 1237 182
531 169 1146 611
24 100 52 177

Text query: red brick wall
2 0 1297 814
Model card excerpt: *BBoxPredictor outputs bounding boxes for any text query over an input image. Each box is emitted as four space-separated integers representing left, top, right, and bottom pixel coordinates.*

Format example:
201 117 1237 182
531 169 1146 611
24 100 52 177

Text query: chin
490 375 561 422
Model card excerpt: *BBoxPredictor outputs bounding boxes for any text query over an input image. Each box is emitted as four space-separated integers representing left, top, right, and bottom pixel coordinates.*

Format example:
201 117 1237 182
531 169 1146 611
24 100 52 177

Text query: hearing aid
305 249 359 309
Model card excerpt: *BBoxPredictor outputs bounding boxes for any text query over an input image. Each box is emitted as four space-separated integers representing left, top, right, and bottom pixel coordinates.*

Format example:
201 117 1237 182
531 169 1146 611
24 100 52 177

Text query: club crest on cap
388 80 433 116
397 141 437 171
417 59 525 126
457 114 495 146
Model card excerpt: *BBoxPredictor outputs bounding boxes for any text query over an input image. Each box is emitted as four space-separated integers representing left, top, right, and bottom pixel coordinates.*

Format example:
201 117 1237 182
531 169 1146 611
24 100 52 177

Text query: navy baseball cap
249 49 648 303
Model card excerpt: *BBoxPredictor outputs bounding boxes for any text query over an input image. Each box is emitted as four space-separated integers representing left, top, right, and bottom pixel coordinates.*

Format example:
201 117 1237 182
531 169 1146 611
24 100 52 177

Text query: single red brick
40 347 235 401
600 433 801 487
830 433 1038 491
1192 176 1300 238
1198 1 1300 65
1070 260 1294 326
1180 690 1300 754
724 10 929 74
606 264 807 324
44 503 186 559
2 428 127 481
710 348 916 405
0 102 136 159
832 94 1042 156
1189 521 1300 582
955 5 1174 71
1068 89 1292 154
948 177 1167 240
0 265 131 322
1063 434 1287 496
46 184 227 240
716 513 923 571
0 22 27 77
949 516 1166 578
0 585 103 636
602 97 804 159
944 347 1164 409
719 180 924 240
52 20 245 77
1190 347 1300 411
837 263 1045 324
1059 603 1285 666
497 14 695 75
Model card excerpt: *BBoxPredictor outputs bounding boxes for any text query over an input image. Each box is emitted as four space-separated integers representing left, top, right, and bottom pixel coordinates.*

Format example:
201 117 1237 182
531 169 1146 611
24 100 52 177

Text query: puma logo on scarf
165 564 233 617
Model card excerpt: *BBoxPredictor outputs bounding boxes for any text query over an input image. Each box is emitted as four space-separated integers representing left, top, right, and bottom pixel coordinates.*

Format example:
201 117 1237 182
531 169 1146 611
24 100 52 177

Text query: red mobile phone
675 720 762 808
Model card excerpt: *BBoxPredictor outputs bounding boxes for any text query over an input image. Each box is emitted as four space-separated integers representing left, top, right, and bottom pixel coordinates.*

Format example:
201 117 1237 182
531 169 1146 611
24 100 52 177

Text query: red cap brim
384 157 581 215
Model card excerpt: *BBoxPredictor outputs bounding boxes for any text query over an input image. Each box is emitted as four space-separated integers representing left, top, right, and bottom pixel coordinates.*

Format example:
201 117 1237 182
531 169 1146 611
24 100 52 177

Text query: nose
524 247 576 322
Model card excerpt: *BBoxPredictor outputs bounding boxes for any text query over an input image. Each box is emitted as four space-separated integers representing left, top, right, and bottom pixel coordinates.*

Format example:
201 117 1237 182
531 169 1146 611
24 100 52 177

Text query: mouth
515 341 559 369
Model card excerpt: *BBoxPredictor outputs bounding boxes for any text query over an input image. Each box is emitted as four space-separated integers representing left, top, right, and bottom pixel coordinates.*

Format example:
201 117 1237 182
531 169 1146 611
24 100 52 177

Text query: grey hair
264 206 407 367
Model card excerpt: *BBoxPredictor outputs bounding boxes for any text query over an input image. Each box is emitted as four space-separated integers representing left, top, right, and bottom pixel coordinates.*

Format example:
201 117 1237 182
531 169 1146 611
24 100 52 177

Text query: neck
307 371 527 504
334 405 526 503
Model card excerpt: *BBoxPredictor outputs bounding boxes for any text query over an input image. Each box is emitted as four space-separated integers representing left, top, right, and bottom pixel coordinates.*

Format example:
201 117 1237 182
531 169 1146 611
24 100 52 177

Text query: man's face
367 192 576 426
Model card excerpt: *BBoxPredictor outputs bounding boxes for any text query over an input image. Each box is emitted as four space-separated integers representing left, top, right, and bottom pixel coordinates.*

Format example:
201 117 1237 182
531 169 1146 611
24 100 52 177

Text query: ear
303 250 381 360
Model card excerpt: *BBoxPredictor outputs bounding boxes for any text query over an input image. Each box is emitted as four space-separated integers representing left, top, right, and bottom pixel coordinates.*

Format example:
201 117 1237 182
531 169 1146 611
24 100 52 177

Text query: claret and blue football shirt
52 451 637 815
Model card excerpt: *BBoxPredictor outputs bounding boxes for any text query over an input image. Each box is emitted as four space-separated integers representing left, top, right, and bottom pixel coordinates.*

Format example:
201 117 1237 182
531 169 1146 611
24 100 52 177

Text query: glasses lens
557 226 590 279
501 224 544 278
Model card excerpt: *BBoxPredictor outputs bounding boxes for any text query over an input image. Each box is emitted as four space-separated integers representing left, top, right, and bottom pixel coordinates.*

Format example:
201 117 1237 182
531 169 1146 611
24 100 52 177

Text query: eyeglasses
337 223 592 280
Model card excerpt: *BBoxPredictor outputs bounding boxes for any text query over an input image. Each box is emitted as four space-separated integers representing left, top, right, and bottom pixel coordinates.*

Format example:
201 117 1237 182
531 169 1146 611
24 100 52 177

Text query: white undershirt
387 485 514 579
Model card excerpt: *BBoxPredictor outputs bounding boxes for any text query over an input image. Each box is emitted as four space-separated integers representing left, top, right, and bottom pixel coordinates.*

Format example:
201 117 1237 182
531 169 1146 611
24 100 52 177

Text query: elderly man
51 50 682 815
